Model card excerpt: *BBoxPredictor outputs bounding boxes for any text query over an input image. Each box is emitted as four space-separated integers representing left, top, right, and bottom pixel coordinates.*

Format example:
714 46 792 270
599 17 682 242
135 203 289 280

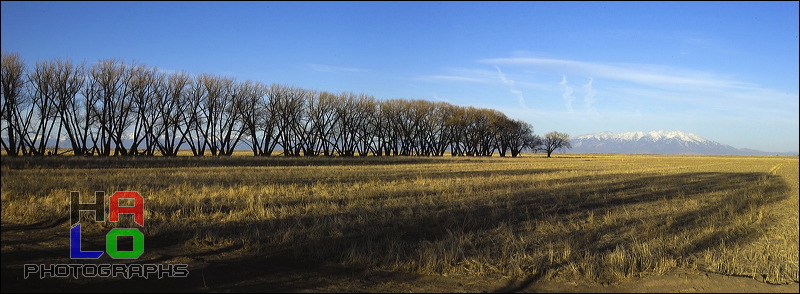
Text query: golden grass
1 154 797 284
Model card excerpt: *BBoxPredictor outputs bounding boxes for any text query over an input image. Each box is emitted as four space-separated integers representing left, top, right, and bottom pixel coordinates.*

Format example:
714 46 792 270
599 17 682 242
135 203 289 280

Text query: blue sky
2 1 798 152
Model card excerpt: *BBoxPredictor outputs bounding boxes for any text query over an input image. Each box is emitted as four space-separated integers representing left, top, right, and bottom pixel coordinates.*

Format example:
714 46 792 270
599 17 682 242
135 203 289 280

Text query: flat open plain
2 154 797 292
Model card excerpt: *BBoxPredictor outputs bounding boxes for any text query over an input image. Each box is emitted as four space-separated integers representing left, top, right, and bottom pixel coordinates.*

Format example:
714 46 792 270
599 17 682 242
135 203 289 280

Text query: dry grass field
1 153 798 292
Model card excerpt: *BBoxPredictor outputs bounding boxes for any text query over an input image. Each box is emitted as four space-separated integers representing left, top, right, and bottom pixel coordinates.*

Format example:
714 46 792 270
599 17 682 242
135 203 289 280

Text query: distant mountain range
567 130 797 156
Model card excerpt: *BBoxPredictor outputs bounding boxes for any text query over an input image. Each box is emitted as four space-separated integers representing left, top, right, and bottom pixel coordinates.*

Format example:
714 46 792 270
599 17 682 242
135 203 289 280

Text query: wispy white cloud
495 66 527 109
560 75 575 112
418 67 554 93
583 77 597 110
482 56 798 115
417 68 500 85
308 63 368 74
419 75 493 84
476 56 797 152
480 57 754 90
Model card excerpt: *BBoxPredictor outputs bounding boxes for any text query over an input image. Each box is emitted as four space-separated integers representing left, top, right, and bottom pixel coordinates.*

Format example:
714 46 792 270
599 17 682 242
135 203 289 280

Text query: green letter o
106 228 144 259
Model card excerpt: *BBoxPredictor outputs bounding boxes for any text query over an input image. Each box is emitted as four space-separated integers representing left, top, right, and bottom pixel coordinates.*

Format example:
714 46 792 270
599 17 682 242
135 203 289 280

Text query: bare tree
183 76 208 156
506 120 536 157
541 131 571 158
154 71 190 156
526 134 543 155
217 78 246 156
316 91 341 156
127 64 160 156
1 53 28 156
301 90 339 156
50 59 89 156
296 90 319 156
447 106 468 157
425 102 455 156
196 74 221 156
392 99 423 156
460 107 497 157
194 74 245 156
353 94 377 156
248 83 282 156
494 116 513 157
332 92 359 156
27 60 63 156
411 100 434 156
85 59 130 156
378 99 401 156
239 80 273 156
272 84 306 156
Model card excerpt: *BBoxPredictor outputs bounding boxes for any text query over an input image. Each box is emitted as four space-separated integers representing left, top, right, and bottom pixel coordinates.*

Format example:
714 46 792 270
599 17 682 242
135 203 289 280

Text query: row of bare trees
2 53 548 157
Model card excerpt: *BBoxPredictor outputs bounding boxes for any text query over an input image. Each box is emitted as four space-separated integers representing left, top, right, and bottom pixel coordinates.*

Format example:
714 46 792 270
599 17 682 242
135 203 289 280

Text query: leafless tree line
2 53 545 157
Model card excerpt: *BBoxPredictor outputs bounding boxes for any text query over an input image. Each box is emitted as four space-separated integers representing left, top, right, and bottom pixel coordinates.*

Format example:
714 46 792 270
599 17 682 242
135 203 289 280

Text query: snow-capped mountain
568 130 789 155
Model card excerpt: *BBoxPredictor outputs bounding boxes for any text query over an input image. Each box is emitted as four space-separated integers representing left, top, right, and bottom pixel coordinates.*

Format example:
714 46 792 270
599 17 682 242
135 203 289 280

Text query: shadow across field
1 170 790 292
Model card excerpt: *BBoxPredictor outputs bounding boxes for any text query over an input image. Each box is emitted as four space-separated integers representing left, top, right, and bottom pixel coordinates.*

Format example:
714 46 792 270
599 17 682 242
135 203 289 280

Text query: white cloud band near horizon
480 57 755 90
478 56 797 113
419 75 495 84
